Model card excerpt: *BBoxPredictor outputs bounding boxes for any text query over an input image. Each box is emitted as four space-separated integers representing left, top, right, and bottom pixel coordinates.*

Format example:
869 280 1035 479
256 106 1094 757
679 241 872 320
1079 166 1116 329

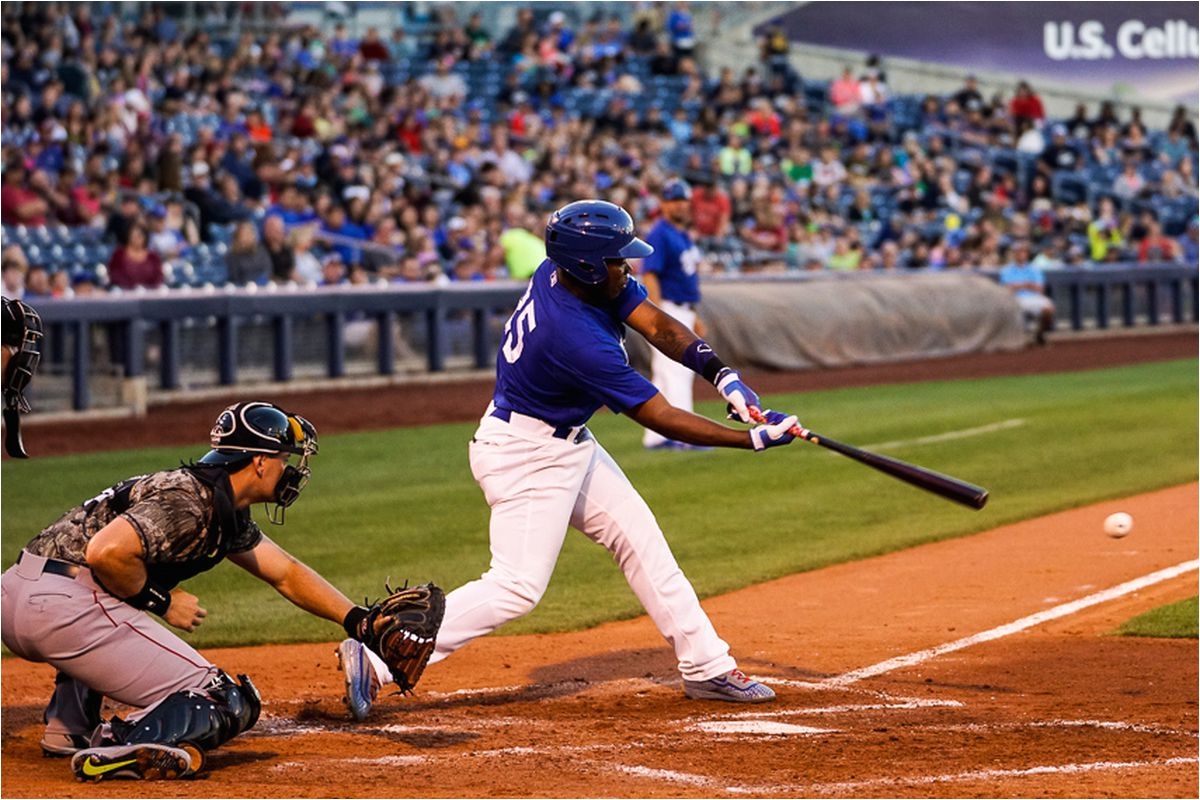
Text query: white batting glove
749 410 799 451
714 367 762 424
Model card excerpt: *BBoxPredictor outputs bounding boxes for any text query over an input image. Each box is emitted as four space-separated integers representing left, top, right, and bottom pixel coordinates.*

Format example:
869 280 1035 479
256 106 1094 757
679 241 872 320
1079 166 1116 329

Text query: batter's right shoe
683 669 776 703
337 638 381 721
71 743 200 781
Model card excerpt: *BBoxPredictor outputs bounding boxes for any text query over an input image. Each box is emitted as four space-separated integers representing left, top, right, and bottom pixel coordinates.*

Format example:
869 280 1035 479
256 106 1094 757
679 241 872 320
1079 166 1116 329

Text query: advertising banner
774 2 1198 105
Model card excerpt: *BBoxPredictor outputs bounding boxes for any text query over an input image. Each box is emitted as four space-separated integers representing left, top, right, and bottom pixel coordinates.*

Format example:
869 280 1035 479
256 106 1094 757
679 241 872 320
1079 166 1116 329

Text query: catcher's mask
2 297 44 458
199 401 318 523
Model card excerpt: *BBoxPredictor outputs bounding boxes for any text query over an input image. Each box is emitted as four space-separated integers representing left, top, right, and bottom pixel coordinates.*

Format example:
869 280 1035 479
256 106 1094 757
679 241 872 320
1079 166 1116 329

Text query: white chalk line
790 756 1200 795
691 698 963 723
609 756 1199 796
862 418 1025 451
823 559 1200 687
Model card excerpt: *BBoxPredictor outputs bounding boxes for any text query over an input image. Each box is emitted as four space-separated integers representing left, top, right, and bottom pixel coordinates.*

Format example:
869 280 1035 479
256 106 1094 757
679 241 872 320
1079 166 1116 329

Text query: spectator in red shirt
690 180 732 238
107 222 164 289
1137 217 1181 263
1008 80 1045 128
358 27 390 62
1 161 49 226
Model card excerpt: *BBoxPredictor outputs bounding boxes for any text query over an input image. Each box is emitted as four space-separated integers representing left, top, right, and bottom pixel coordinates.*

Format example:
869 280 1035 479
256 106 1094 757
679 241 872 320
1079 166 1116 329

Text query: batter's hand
714 367 761 423
164 588 208 632
749 409 800 451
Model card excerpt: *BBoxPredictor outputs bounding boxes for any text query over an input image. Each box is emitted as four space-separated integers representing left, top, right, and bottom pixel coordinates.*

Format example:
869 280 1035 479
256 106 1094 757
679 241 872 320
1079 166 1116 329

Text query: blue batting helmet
661 179 692 202
544 200 654 285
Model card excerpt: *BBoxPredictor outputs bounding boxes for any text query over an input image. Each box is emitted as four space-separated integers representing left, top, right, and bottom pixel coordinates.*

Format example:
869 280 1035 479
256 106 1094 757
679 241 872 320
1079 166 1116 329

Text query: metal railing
23 263 1198 413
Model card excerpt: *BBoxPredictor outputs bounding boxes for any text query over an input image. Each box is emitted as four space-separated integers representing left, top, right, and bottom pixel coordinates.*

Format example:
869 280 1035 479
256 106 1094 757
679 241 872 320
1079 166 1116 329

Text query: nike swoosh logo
81 757 137 777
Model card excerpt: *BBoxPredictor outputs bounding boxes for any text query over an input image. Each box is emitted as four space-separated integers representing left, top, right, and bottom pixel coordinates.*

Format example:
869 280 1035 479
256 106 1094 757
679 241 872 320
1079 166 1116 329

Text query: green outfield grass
1116 597 1199 639
2 358 1196 649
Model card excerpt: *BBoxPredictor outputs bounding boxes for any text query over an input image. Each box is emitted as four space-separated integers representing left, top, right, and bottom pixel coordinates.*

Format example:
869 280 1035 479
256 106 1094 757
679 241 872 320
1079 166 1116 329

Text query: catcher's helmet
661 179 692 202
200 401 317 465
200 401 318 524
544 199 654 285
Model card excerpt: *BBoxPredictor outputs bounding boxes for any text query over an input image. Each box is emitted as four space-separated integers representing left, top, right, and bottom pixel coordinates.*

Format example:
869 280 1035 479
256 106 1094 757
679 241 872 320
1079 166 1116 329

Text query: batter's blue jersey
642 219 702 304
492 260 659 427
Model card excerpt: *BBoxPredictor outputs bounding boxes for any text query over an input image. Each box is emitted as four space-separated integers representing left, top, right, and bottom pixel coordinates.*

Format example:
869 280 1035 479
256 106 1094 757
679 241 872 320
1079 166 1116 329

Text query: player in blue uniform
337 200 800 716
640 178 709 449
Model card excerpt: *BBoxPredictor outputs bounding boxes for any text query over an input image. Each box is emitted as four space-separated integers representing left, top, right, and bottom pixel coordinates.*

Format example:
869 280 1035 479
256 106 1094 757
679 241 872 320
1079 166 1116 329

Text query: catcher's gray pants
1 551 219 741
430 412 737 682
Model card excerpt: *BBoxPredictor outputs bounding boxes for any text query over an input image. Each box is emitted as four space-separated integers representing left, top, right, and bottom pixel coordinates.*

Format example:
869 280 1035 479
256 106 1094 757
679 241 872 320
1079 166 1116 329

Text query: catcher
0 400 443 781
2 295 43 457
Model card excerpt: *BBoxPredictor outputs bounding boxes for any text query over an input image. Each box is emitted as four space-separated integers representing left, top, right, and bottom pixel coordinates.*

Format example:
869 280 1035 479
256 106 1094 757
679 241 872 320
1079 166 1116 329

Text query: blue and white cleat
683 669 776 703
337 638 381 721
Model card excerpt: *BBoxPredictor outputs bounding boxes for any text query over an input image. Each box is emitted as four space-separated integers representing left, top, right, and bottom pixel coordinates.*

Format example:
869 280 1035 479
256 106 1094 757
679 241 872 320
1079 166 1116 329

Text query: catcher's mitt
360 582 445 693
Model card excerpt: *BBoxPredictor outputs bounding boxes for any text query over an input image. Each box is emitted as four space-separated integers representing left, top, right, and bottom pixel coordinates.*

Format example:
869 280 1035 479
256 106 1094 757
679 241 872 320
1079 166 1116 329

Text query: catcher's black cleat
71 743 200 781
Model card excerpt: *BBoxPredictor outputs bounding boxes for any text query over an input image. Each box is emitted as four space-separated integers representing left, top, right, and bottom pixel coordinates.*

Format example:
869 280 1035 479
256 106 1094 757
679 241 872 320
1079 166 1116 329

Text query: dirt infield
2 330 1197 797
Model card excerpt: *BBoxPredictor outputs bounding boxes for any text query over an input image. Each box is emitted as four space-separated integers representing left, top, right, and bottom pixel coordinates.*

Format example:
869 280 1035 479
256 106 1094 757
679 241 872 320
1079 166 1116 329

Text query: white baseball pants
643 301 699 448
429 411 736 682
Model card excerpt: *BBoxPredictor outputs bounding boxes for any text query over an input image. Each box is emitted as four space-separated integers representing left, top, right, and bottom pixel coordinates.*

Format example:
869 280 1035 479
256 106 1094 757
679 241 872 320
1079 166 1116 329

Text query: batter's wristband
125 581 172 616
681 339 728 384
343 605 370 640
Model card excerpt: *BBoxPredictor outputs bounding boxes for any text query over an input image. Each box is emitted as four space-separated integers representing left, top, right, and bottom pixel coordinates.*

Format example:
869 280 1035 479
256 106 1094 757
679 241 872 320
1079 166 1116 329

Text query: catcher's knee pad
112 672 261 752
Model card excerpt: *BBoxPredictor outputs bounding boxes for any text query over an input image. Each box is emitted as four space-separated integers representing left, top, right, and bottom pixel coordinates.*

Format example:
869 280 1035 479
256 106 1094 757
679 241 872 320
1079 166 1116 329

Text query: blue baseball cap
662 179 692 201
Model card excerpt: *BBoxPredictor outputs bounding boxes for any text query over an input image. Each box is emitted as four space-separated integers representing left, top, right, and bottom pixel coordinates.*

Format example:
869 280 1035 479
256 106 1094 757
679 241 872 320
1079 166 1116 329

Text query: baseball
1104 512 1134 538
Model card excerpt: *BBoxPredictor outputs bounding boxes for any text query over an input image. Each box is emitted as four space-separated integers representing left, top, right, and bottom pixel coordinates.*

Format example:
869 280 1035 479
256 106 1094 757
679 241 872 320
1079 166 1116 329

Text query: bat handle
748 406 813 441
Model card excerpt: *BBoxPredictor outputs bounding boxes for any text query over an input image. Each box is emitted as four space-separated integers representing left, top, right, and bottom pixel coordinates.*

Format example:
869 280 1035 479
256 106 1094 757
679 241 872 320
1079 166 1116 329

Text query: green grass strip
2 358 1195 649
1116 597 1199 639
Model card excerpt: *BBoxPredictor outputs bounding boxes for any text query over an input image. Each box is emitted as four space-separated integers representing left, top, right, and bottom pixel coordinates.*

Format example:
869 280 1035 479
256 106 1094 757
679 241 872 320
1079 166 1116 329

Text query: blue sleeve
613 276 649 320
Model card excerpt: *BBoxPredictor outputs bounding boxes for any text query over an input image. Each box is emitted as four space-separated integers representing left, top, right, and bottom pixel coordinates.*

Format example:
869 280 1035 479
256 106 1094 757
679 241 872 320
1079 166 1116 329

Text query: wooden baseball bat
750 409 988 509
796 428 989 510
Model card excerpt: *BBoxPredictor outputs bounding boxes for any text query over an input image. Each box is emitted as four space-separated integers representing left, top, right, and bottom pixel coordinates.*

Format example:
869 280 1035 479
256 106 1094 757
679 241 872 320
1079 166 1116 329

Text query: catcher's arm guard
357 582 445 693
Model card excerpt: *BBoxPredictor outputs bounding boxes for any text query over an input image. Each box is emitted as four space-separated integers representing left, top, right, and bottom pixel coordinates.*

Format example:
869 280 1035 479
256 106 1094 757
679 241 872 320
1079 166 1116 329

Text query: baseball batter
338 199 799 716
0 401 378 782
640 179 708 450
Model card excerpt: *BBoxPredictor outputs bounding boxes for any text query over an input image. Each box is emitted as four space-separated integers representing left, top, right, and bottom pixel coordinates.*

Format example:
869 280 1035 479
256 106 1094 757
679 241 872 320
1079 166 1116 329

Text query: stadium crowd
1 1 1197 301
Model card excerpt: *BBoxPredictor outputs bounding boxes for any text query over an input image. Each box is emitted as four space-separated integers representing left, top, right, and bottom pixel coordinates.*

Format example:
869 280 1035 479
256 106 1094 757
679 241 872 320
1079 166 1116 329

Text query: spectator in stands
1 247 28 300
23 265 52 300
1 159 50 226
261 215 295 283
666 1 697 58
70 270 99 296
1087 196 1126 262
146 204 185 260
949 74 983 115
1038 124 1082 177
418 55 467 103
107 222 164 290
1008 80 1045 128
999 239 1053 344
288 226 323 285
1111 159 1148 202
691 178 733 240
1137 216 1181 263
829 65 861 113
225 219 271 286
359 27 390 62
319 251 347 287
497 205 544 281
1176 216 1199 263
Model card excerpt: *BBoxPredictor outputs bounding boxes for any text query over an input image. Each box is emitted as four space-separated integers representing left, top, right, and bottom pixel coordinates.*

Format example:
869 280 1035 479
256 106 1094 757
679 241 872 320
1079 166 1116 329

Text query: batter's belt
485 403 592 444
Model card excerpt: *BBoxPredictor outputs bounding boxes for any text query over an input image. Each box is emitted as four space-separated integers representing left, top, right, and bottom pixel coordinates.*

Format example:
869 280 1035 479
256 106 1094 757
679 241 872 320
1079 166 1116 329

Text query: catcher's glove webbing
353 582 445 693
